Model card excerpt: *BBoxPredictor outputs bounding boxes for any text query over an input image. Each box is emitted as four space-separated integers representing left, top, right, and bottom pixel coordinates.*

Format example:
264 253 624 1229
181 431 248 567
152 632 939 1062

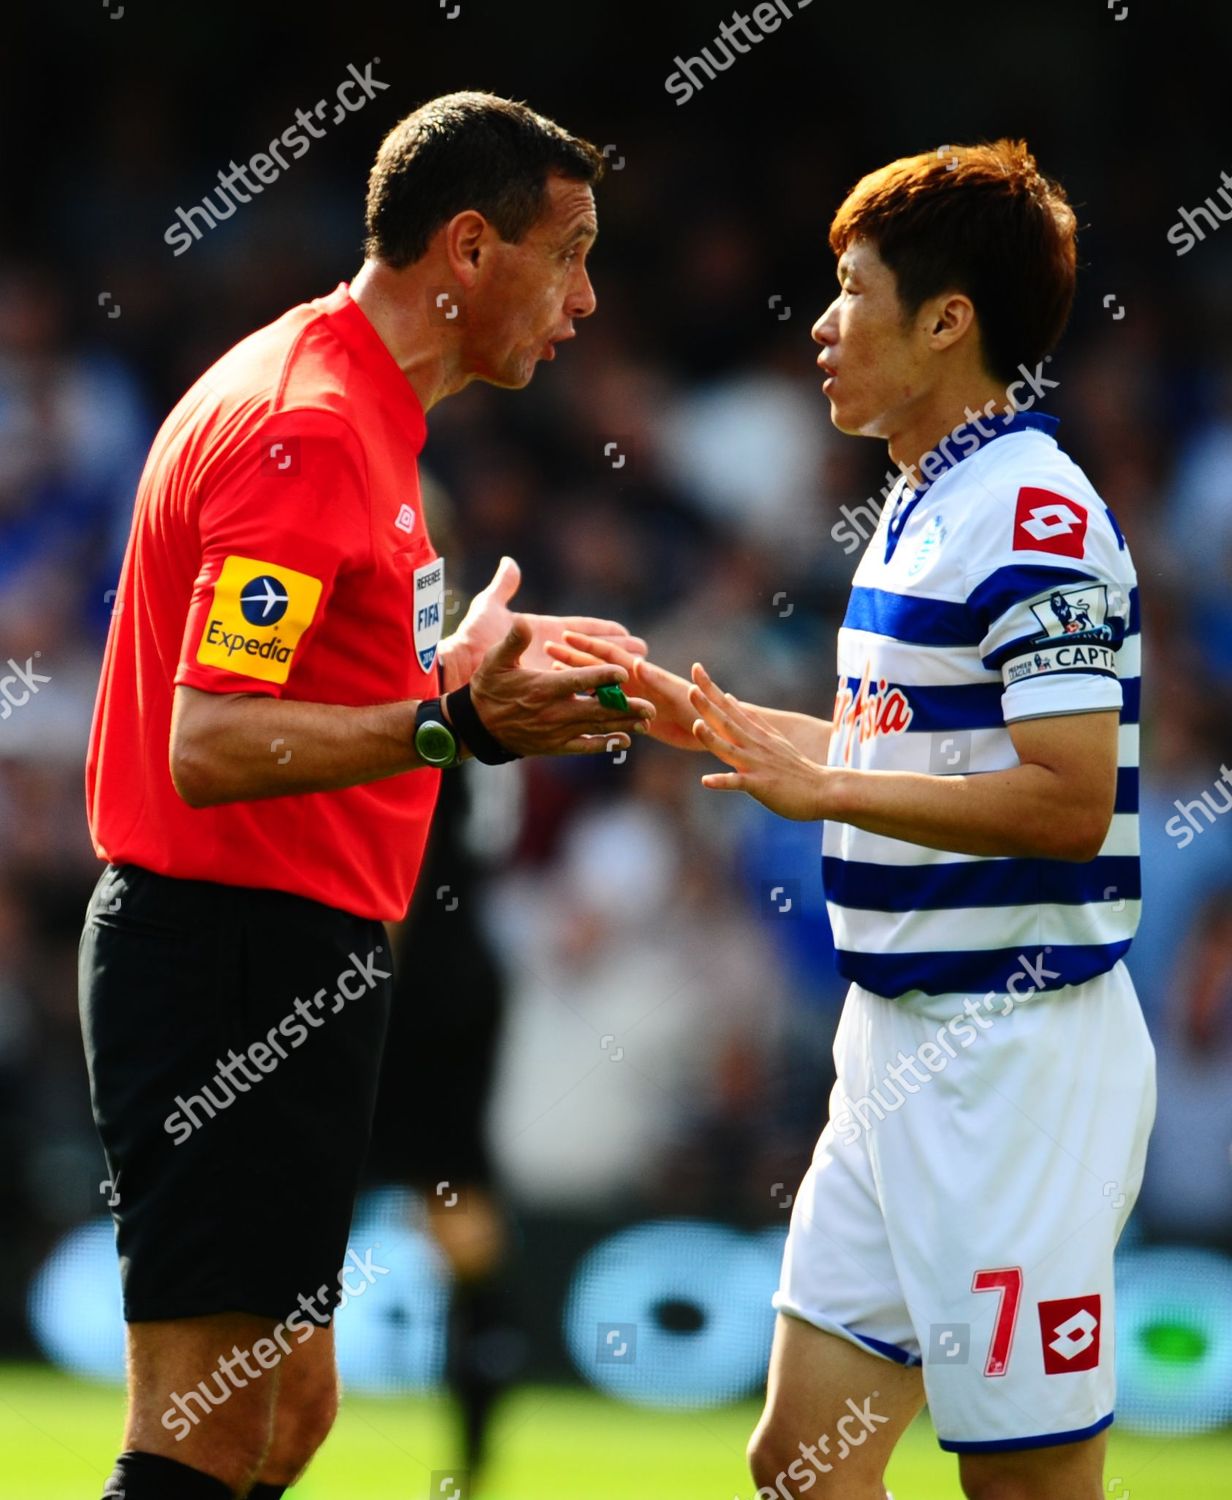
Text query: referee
81 92 651 1500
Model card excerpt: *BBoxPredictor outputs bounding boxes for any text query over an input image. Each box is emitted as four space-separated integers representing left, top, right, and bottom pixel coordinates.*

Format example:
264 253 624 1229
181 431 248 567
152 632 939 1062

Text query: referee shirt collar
321 282 427 455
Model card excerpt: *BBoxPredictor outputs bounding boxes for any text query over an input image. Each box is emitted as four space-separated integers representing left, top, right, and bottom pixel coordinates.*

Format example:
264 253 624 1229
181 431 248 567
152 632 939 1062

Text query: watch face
416 719 456 767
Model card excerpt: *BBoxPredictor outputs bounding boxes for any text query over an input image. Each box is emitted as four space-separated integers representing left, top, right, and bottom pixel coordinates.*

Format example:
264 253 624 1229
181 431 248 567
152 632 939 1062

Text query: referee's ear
443 210 491 285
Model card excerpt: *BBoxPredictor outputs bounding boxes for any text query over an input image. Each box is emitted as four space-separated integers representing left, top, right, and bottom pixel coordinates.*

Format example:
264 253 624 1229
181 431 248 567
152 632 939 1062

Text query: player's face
466 175 598 388
811 240 931 438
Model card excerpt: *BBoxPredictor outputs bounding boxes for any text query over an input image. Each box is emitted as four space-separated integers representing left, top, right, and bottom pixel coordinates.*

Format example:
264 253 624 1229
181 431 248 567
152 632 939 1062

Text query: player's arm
815 709 1117 860
546 630 833 761
689 663 1118 862
171 619 651 808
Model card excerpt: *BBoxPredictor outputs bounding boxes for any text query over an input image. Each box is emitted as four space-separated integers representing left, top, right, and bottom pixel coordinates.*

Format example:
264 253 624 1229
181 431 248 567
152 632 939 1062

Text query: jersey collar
885 409 1059 563
321 283 428 455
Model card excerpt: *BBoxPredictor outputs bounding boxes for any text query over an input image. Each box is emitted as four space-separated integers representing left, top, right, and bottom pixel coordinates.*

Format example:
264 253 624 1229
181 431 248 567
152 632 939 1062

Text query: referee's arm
171 686 447 804
171 626 650 807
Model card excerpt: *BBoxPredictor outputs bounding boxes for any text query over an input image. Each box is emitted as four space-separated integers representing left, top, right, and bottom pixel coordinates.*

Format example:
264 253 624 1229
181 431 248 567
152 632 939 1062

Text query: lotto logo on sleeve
196 555 323 685
1013 488 1089 558
1038 1294 1101 1374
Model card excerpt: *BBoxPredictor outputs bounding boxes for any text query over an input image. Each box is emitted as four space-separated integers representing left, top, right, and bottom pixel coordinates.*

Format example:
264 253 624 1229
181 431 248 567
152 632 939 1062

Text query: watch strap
443 683 521 766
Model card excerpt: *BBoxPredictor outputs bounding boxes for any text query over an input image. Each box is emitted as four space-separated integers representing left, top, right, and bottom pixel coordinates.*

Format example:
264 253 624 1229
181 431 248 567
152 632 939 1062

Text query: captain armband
1002 636 1120 688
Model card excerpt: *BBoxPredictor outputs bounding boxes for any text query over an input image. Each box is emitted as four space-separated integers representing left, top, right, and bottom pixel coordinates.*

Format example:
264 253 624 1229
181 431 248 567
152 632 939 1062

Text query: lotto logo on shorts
1038 1294 1101 1374
196 555 323 685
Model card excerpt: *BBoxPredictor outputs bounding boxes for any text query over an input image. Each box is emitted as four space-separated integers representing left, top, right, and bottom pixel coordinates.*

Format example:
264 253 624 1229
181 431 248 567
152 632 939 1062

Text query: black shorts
78 863 392 1323
366 935 503 1189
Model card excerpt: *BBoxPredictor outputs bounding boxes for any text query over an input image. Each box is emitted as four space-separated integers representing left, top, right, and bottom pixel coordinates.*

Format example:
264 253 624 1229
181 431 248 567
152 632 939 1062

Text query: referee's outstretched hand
467 616 655 756
440 554 647 686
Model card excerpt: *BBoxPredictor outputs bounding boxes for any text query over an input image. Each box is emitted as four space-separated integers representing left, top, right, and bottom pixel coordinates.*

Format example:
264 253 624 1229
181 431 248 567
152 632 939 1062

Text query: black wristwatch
414 698 461 768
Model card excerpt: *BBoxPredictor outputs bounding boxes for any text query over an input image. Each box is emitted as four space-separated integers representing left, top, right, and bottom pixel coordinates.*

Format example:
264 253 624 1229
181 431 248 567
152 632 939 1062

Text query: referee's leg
256 1322 339 1491
117 1314 338 1495
82 865 393 1498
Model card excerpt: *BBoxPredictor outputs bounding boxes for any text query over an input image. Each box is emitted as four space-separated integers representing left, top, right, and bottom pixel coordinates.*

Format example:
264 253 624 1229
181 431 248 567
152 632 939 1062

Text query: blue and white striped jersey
824 411 1140 1000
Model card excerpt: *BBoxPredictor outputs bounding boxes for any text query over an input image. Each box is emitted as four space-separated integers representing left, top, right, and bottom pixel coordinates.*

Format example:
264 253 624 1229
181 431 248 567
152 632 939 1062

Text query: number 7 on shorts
972 1267 1024 1377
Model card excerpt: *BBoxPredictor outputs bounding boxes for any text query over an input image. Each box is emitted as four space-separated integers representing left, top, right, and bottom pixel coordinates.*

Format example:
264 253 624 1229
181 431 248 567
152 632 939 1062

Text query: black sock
102 1451 234 1498
247 1487 288 1498
446 1274 525 1471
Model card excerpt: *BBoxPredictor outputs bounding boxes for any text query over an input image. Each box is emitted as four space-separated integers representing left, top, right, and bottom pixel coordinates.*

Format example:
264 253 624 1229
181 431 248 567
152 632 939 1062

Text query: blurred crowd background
1 0 1230 1377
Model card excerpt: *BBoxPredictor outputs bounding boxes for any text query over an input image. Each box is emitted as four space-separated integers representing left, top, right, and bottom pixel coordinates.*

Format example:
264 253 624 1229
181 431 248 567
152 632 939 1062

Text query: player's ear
926 291 977 352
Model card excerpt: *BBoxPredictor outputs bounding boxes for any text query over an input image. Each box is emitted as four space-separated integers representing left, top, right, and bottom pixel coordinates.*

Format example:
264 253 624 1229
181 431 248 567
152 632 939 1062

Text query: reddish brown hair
829 140 1078 384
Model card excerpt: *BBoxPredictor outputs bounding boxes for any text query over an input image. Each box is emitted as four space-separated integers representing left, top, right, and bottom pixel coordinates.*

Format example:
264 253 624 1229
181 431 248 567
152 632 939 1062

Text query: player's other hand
545 631 702 752
690 662 829 820
467 616 655 757
440 555 647 689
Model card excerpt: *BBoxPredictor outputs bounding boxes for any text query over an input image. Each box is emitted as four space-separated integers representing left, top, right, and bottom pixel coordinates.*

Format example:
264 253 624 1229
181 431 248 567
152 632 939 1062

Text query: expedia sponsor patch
196 555 323 685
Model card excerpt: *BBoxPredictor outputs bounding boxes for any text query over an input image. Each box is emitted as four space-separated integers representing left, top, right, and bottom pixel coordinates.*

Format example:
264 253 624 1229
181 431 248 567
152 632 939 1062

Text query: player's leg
753 985 927 1497
116 1314 279 1494
873 963 1155 1485
374 840 523 1480
252 1323 339 1492
428 1185 523 1471
427 1181 507 1279
957 1428 1108 1500
748 1313 923 1498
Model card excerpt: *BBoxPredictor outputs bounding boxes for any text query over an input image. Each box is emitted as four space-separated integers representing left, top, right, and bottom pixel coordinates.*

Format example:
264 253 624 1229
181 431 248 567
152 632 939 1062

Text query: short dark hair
364 91 604 268
829 140 1078 385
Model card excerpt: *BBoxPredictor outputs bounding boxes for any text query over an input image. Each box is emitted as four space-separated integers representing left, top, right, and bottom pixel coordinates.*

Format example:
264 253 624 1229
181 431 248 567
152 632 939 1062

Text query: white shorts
774 960 1156 1452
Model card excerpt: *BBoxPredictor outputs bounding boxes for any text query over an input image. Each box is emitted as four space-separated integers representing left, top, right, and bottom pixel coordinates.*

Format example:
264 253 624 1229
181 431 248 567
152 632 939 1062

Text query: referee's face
466 174 598 388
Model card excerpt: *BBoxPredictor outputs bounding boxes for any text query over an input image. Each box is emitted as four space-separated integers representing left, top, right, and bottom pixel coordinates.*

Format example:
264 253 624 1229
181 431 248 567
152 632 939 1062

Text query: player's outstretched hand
468 617 655 757
689 662 829 820
441 556 647 689
544 630 702 752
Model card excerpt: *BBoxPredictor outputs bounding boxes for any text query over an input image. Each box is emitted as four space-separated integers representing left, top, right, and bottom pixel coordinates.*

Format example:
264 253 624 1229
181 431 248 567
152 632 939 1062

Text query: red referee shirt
86 284 443 921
